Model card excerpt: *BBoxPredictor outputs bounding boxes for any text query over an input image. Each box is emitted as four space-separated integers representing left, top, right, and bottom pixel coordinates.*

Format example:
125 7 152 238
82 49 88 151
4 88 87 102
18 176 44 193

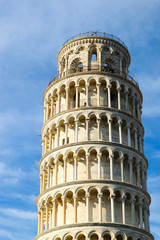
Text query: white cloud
137 75 160 117
0 207 37 220
0 162 25 179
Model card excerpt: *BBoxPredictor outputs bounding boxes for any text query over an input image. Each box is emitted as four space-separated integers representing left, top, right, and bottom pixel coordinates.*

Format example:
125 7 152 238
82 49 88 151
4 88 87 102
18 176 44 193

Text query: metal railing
63 31 128 49
48 66 139 87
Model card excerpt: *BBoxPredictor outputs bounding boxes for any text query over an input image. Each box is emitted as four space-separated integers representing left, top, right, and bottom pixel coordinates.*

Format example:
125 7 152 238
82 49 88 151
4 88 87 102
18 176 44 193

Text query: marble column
110 155 114 180
117 87 121 110
107 84 111 108
110 194 115 222
97 83 100 106
86 193 90 222
118 120 122 144
98 193 103 222
75 85 79 108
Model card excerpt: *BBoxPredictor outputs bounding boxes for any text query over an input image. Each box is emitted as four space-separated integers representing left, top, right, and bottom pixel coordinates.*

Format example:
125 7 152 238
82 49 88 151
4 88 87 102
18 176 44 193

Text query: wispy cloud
0 208 37 220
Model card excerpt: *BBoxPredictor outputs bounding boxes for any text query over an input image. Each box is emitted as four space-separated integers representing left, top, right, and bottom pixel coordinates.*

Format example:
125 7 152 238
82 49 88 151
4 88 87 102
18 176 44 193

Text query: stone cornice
38 141 148 169
41 106 144 135
43 71 142 103
35 179 151 206
34 222 154 240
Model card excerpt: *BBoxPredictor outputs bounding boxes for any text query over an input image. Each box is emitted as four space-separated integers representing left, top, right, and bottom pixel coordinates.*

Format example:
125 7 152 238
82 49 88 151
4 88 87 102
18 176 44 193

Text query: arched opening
116 234 124 240
56 193 63 226
102 189 111 222
77 189 86 223
115 190 122 223
77 234 86 240
59 85 66 112
78 115 86 142
100 115 108 141
65 191 74 224
79 80 86 107
49 158 55 187
70 58 83 73
120 84 126 112
113 151 121 181
125 192 131 225
103 233 111 240
135 195 140 227
130 123 135 148
66 151 74 182
47 94 51 119
128 88 133 115
111 81 118 108
65 235 73 240
89 188 98 222
51 124 57 148
123 154 130 183
101 149 109 179
89 114 97 141
100 79 107 106
89 149 98 179
57 154 64 185
90 233 99 240
68 82 76 109
89 79 97 106
68 116 75 144
103 58 115 73
112 117 119 143
77 149 86 180
59 120 65 146
121 119 128 145
47 196 53 229
53 89 58 115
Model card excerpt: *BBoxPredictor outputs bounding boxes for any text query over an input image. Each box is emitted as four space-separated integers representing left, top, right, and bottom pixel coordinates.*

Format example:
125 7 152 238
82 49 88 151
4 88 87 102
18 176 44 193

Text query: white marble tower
35 32 154 240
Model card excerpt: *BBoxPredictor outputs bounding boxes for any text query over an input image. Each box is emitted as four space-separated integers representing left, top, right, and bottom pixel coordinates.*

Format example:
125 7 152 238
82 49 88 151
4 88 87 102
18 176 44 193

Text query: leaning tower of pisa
35 32 154 240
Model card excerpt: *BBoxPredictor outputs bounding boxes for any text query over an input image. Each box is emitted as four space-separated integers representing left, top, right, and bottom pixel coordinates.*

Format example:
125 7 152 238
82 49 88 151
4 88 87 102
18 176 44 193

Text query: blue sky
0 0 160 239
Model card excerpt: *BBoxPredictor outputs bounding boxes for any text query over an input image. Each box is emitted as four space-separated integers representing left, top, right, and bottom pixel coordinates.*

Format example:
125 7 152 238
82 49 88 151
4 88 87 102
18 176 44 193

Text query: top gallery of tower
48 31 138 89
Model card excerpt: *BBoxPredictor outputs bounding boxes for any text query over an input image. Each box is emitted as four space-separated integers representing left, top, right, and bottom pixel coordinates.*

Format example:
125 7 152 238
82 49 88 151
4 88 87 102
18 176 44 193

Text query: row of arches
40 147 147 193
38 186 150 234
37 230 150 240
44 78 141 123
42 113 144 156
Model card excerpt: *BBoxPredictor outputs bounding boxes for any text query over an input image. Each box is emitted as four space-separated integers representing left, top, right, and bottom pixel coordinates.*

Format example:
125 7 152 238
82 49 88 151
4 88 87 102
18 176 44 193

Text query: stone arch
76 188 86 223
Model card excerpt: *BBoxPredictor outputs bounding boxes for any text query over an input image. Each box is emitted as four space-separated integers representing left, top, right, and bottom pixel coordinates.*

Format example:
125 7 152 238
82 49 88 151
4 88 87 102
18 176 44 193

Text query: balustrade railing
48 66 139 88
62 31 128 49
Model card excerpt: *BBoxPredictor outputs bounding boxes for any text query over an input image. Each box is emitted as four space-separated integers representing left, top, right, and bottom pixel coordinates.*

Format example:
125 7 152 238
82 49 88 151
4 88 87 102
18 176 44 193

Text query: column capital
85 193 90 198
98 193 103 198
128 159 134 164
119 156 124 162
127 123 131 129
110 193 116 199
98 152 102 158
108 118 112 123
61 196 65 201
109 154 114 159
73 195 77 200
121 194 126 201
107 83 112 88
118 120 122 126
116 86 121 91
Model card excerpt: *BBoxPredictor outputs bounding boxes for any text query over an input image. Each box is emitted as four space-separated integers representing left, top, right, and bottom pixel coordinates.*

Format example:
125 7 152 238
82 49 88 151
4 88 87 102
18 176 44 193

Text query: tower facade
35 32 154 240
